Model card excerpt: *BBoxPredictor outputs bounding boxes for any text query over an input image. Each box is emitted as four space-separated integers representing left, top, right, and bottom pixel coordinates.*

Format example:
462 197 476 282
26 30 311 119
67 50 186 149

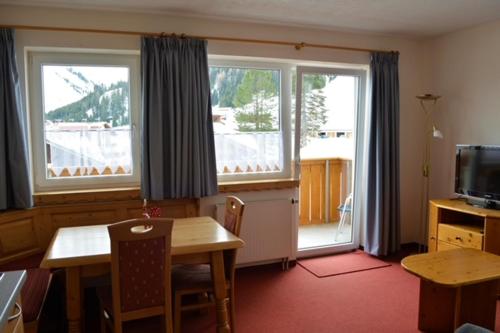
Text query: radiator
216 198 294 266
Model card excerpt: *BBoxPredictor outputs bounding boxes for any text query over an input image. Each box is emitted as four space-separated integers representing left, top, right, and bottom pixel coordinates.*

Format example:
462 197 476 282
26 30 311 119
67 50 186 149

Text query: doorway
295 66 366 257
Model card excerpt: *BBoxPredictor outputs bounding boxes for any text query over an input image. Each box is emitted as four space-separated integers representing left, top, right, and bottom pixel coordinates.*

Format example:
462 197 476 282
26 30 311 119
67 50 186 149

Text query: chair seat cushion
171 264 231 293
0 254 51 323
172 264 214 291
22 268 51 323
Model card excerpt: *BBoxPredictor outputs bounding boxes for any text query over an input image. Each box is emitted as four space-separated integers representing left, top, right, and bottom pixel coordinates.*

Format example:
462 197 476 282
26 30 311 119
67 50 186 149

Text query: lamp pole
416 94 442 252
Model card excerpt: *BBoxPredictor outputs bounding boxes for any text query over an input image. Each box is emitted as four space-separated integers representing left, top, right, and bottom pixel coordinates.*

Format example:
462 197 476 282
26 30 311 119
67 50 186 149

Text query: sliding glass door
295 66 366 257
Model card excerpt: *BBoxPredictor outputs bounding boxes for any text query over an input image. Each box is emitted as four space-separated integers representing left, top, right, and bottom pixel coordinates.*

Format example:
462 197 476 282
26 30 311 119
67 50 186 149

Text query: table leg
418 279 498 332
457 279 497 330
66 266 82 333
418 279 456 332
211 251 231 333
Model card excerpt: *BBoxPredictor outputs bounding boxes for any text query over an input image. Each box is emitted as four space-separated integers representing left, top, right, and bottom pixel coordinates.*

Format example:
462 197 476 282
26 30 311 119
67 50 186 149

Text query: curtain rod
1 24 395 54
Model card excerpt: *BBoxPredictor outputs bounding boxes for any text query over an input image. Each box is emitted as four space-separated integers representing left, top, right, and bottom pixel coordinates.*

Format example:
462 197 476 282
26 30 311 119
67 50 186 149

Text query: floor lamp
417 94 443 252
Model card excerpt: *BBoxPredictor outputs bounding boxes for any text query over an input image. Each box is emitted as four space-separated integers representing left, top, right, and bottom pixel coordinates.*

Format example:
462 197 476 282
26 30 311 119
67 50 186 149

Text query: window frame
208 57 293 182
294 65 368 257
27 49 141 192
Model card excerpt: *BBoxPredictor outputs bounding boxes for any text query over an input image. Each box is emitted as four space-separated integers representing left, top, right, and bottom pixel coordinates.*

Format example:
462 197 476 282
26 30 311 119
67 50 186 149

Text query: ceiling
3 0 500 38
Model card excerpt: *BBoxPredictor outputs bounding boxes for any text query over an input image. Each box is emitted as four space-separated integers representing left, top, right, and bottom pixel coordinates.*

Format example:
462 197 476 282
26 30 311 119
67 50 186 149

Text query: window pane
210 66 283 175
300 74 355 159
42 65 132 178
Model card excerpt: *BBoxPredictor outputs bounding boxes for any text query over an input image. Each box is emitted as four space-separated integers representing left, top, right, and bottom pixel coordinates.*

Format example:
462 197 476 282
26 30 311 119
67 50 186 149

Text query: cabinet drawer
437 240 463 251
438 223 483 249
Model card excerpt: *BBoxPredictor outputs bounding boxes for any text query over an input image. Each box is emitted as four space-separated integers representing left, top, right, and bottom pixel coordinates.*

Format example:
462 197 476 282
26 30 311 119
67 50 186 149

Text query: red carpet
31 247 500 333
297 250 391 277
182 249 500 333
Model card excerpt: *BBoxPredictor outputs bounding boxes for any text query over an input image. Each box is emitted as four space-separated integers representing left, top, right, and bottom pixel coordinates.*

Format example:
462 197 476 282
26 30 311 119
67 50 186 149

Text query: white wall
426 19 500 200
0 4 428 243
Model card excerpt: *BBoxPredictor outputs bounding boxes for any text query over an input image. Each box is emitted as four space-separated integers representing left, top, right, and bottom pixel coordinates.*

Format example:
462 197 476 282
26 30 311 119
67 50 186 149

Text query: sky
321 75 355 131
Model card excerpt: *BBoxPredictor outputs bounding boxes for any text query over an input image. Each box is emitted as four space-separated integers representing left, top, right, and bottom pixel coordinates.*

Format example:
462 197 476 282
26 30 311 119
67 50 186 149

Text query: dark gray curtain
141 36 218 199
365 52 400 256
0 29 32 210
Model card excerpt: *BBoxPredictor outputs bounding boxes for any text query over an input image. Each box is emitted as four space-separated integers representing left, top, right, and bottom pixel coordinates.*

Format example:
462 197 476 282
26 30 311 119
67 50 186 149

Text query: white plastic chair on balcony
335 193 352 240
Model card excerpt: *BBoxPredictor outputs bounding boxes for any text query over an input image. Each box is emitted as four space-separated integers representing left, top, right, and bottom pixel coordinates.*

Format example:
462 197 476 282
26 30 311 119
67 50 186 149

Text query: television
455 145 500 209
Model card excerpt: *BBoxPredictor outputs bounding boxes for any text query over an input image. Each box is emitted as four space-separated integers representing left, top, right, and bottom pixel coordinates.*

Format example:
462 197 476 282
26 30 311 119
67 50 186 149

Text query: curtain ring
294 42 305 51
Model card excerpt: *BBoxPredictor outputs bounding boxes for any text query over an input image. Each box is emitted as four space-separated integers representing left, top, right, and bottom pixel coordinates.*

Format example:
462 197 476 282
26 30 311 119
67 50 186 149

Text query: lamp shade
432 126 443 139
416 94 441 101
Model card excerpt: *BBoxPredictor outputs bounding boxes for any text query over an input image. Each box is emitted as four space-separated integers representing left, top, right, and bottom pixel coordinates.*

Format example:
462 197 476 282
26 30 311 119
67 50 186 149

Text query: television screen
455 145 500 201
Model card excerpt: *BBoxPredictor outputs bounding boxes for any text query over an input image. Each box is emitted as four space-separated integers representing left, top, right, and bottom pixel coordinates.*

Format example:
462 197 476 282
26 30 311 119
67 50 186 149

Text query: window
209 59 292 181
28 51 140 191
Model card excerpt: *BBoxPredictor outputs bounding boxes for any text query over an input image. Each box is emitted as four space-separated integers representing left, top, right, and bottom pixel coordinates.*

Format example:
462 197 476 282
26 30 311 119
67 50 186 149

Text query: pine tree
299 74 335 147
233 70 279 132
301 89 328 147
209 67 245 107
46 80 129 126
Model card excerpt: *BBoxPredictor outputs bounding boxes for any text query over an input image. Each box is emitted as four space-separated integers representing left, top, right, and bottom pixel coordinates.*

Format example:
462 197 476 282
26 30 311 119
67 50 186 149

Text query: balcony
298 157 353 249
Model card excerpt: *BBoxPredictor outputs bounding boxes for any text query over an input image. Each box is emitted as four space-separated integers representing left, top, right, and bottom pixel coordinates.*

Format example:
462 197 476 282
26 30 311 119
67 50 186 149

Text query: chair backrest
224 196 245 237
108 218 174 332
223 196 245 281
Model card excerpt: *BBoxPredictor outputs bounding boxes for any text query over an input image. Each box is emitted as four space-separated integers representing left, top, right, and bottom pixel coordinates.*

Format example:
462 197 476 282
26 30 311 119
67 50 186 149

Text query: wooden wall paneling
48 205 120 229
0 209 42 263
40 208 54 249
184 199 200 217
125 199 200 219
0 190 198 264
33 188 141 206
32 209 48 250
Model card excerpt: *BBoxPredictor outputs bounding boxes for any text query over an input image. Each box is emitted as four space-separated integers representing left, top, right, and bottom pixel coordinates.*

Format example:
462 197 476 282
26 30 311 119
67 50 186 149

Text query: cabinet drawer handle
8 303 22 321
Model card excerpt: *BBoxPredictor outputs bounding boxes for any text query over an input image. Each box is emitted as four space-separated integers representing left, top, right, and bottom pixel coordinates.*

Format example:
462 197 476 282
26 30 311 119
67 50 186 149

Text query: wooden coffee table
401 248 500 332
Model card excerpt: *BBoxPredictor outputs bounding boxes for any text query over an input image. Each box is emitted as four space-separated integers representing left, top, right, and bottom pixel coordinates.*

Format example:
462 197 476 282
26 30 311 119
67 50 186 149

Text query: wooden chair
97 218 174 333
172 196 245 333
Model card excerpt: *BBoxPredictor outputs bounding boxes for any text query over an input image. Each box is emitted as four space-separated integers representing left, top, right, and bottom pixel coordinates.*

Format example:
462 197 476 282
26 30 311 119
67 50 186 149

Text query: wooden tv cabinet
428 199 500 254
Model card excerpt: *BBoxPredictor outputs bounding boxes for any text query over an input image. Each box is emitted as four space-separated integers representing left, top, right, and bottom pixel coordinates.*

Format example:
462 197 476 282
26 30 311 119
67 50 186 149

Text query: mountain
45 80 130 127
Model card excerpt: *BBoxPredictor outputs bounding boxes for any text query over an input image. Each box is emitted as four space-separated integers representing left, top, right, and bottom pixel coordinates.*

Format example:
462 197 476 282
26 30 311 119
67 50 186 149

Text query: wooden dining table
40 216 245 333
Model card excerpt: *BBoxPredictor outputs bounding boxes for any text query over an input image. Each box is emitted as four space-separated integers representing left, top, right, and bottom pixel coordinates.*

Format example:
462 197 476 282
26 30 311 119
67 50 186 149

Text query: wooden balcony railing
299 158 352 225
